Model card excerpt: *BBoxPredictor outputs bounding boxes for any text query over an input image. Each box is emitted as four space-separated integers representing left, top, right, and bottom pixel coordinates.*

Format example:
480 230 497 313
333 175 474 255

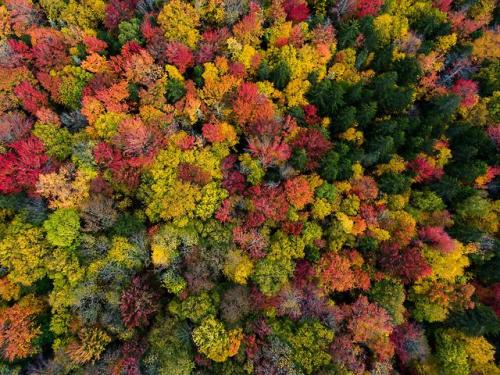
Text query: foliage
0 0 498 373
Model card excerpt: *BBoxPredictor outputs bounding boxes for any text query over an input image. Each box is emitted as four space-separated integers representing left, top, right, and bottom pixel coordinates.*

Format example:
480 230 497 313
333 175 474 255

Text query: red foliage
232 226 267 259
30 29 69 71
5 0 40 35
351 176 379 200
409 156 444 183
14 81 48 115
418 226 456 253
177 162 212 186
6 39 32 67
104 0 138 30
202 121 233 143
175 133 196 150
434 0 453 12
303 104 321 125
0 111 34 143
196 28 230 64
330 334 367 375
0 298 43 362
293 259 315 289
474 283 500 317
451 78 479 108
449 11 485 36
165 42 194 73
284 176 313 209
233 2 262 42
247 136 291 166
317 251 369 293
317 252 355 293
221 155 246 194
390 322 429 366
282 221 303 236
114 118 161 160
141 19 170 64
283 0 310 23
83 35 108 54
215 199 232 223
380 244 433 284
249 184 289 223
233 82 275 129
0 136 52 195
93 142 142 189
119 276 159 329
112 341 145 375
290 128 332 169
333 296 395 362
355 0 383 17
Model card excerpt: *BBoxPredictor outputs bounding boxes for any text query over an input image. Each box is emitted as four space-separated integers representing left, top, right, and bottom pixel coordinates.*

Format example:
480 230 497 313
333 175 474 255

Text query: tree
223 249 254 285
66 327 111 365
333 296 395 363
145 317 194 375
14 82 48 115
0 295 45 362
192 317 242 362
390 322 430 367
43 208 80 248
0 136 52 195
369 279 406 324
0 217 49 286
157 0 200 49
120 276 159 329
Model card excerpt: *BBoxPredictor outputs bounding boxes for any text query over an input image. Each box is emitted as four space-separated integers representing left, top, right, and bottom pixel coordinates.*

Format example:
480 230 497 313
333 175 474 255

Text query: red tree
14 81 48 115
165 42 194 73
0 136 52 195
120 276 159 329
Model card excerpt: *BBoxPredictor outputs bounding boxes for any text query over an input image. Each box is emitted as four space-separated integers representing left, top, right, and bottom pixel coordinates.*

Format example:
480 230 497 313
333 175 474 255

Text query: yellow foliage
463 335 495 366
144 141 229 223
312 198 333 220
37 166 96 210
0 6 10 41
60 0 105 30
336 212 354 234
239 153 265 185
237 44 259 70
91 112 128 139
472 31 500 62
0 218 48 287
341 127 364 145
435 34 457 54
423 243 469 282
375 155 407 175
284 78 310 107
0 277 20 301
373 14 409 45
158 0 200 49
223 249 254 284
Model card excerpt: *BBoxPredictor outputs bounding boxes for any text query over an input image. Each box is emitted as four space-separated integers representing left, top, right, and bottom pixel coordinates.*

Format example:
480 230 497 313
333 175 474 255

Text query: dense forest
0 0 499 374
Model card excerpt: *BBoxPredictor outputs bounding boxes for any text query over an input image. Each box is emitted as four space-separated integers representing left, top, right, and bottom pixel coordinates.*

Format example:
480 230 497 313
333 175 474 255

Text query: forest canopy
0 0 499 374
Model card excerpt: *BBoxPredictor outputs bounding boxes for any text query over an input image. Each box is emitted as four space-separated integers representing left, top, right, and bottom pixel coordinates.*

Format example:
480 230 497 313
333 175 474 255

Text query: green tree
43 209 80 248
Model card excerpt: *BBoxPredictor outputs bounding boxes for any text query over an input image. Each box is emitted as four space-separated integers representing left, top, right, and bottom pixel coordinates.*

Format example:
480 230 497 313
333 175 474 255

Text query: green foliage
43 209 80 248
271 319 334 374
118 18 143 45
270 60 291 90
369 279 405 324
166 79 186 103
435 329 470 375
307 80 345 117
33 123 73 160
145 317 195 375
